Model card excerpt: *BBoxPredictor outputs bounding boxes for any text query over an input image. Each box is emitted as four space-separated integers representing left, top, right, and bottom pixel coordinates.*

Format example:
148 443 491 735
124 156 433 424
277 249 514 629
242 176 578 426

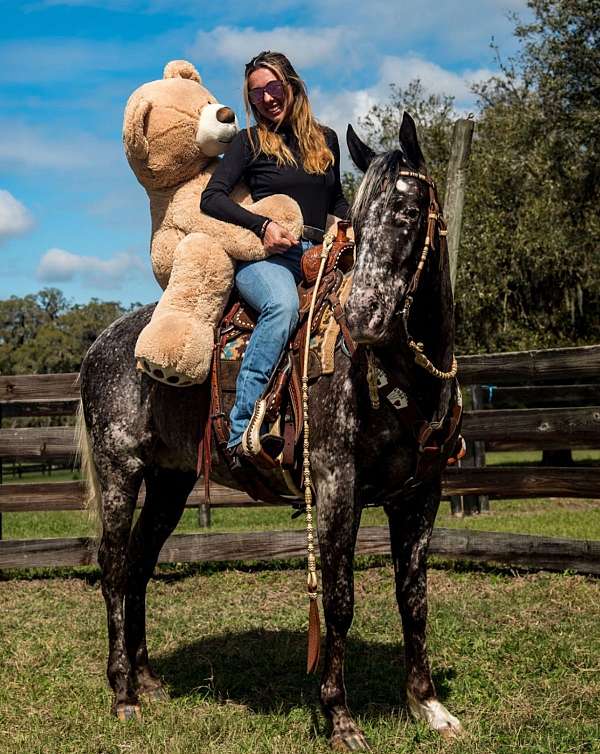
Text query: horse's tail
74 399 102 538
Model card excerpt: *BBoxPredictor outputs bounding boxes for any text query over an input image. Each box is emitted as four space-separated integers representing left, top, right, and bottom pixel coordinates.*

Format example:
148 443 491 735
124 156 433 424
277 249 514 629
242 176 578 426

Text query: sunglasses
248 79 286 106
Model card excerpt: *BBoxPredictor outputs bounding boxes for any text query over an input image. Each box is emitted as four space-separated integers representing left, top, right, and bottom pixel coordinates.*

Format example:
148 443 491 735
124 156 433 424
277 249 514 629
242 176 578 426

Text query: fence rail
1 466 599 514
1 344 599 402
2 406 599 459
1 343 599 573
1 527 598 575
457 344 600 384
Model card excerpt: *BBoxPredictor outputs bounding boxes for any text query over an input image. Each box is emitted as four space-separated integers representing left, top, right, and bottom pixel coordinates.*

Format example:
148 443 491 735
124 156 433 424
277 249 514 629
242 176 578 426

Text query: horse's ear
346 124 375 173
399 112 427 172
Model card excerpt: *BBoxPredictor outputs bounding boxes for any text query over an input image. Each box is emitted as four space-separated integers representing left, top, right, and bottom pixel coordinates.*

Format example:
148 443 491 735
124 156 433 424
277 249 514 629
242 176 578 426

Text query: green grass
4 496 600 542
2 451 600 752
1 564 598 753
485 449 600 466
2 468 81 484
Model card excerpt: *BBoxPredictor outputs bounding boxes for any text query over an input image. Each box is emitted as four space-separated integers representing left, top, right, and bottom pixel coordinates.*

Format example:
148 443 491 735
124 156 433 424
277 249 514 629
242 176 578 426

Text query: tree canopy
0 289 133 375
343 0 600 353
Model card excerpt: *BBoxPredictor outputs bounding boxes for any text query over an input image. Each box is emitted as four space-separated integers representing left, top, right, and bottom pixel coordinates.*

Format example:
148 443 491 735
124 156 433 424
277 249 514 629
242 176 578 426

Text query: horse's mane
350 149 408 227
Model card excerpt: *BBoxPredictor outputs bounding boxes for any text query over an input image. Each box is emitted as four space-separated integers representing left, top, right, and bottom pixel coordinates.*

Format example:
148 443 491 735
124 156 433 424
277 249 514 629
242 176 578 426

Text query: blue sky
1 0 529 307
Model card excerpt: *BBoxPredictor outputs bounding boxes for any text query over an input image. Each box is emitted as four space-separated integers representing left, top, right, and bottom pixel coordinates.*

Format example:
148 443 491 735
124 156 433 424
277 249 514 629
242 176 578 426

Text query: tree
343 0 599 353
342 80 456 204
0 290 130 375
456 0 600 352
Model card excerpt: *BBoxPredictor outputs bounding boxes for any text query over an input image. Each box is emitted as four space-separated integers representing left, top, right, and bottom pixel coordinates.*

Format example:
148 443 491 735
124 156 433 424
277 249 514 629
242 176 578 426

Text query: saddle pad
220 271 354 379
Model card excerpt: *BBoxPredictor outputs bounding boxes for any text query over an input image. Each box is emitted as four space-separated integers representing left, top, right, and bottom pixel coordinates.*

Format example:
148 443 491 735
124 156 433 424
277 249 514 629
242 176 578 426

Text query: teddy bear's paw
136 357 198 387
135 313 215 386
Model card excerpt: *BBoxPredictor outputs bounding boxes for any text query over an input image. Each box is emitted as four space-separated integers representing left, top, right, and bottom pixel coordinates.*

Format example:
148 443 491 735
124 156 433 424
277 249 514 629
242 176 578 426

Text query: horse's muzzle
346 287 389 344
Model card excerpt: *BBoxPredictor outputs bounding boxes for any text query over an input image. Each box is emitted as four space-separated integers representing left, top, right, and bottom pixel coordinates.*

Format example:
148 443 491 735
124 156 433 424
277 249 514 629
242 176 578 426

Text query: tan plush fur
123 60 304 385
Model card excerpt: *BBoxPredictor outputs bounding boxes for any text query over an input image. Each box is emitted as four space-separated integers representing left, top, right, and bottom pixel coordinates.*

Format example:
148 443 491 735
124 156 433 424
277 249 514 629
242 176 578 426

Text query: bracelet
259 219 271 239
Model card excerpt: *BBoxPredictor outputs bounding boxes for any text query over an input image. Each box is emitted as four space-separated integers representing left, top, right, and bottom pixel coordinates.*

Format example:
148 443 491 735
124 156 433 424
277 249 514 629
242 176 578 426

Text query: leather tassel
306 596 321 674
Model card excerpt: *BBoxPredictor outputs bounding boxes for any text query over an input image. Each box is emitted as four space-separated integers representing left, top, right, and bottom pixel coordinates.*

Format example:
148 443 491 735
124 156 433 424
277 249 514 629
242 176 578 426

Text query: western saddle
199 220 464 506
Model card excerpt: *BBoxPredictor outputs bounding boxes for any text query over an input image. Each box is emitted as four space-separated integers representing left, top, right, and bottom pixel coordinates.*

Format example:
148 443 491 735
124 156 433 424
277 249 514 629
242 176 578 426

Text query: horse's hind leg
125 466 197 700
317 474 370 752
386 480 462 738
97 466 143 720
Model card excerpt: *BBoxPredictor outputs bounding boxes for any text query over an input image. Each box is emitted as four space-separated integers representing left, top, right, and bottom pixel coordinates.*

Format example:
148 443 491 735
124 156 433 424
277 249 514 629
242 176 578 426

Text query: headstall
397 169 457 381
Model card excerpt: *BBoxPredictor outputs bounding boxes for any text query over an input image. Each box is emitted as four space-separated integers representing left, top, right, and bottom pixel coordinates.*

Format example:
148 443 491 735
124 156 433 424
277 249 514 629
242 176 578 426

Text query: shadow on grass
154 628 455 720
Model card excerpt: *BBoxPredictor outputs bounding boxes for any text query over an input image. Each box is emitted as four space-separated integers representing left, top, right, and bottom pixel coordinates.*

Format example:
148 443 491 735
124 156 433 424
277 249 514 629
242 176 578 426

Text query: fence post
444 117 475 294
0 406 3 540
198 501 211 529
445 118 474 516
461 385 489 515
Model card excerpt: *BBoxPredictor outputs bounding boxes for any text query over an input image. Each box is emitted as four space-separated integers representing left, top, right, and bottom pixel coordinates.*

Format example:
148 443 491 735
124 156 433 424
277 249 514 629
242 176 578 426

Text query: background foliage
0 288 134 375
344 0 600 353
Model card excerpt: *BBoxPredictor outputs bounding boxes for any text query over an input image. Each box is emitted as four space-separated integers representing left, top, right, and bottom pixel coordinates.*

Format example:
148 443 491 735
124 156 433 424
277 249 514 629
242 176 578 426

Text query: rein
397 170 457 382
301 230 335 674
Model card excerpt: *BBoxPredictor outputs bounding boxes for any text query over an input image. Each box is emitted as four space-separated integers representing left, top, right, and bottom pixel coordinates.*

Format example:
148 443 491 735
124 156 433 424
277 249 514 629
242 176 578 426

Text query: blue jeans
227 239 311 448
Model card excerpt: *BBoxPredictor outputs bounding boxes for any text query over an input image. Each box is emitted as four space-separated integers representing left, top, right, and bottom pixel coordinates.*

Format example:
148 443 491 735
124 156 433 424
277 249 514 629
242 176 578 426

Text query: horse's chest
357 410 416 492
312 370 416 495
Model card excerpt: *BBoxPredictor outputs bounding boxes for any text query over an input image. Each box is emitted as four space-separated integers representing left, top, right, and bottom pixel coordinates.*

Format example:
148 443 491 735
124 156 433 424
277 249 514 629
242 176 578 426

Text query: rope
301 230 334 674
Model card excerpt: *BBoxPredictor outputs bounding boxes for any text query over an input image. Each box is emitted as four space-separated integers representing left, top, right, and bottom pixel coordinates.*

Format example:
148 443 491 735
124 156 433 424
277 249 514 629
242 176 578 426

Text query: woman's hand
263 221 299 254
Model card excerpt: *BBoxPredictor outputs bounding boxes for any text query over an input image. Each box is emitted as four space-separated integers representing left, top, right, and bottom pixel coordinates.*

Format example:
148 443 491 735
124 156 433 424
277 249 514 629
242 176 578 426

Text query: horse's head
345 112 433 344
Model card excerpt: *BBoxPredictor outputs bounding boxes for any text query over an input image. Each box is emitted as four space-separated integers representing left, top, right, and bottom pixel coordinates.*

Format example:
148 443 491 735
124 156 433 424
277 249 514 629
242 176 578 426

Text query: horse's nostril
216 106 235 124
367 299 379 316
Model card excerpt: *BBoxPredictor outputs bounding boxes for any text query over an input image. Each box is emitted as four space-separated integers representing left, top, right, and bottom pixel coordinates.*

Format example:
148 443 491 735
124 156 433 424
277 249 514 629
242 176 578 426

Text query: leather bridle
396 169 458 381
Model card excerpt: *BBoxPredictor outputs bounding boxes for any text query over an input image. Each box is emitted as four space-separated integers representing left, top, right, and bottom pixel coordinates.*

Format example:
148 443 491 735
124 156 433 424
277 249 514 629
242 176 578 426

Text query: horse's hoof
331 729 371 752
141 685 169 702
407 693 462 738
115 703 142 722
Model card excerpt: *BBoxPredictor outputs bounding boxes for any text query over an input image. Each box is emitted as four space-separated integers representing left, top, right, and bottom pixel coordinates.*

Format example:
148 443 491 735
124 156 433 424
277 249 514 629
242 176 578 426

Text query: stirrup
241 399 284 469
446 434 466 466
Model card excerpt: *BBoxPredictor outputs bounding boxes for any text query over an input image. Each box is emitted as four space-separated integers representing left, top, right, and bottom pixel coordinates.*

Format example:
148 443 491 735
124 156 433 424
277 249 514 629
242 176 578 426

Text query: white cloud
0 190 34 242
297 0 531 62
37 248 147 287
311 54 495 171
189 26 351 69
377 56 495 111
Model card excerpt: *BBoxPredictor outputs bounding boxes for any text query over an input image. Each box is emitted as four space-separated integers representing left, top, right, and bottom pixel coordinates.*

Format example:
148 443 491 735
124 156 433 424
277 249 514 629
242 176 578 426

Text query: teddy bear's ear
123 97 151 161
163 60 202 84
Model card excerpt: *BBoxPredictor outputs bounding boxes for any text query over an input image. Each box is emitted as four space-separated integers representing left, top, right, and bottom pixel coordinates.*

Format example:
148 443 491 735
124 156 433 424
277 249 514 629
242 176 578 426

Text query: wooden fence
0 344 599 572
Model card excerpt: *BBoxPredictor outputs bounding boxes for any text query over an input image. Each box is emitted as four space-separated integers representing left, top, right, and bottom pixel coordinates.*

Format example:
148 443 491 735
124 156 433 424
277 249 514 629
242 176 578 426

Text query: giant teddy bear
123 59 304 386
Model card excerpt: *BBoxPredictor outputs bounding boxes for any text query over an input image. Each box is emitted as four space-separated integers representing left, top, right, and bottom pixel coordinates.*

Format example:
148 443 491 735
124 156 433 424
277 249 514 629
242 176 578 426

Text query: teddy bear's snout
216 107 235 124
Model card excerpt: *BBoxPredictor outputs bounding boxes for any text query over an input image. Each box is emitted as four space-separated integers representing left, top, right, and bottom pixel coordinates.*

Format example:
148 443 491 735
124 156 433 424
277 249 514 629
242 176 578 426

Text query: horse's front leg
316 463 370 752
386 478 462 738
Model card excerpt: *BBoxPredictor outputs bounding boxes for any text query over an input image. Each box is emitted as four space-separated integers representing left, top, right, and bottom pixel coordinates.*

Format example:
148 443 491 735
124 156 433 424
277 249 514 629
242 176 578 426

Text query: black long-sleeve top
200 124 350 237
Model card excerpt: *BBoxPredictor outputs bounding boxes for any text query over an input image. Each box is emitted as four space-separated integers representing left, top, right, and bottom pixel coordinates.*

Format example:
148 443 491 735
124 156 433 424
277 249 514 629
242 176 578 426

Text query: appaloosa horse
78 112 462 749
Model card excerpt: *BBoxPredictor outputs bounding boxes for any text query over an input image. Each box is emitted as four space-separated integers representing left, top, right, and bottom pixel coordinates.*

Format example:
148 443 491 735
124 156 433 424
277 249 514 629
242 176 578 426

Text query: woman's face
247 66 291 124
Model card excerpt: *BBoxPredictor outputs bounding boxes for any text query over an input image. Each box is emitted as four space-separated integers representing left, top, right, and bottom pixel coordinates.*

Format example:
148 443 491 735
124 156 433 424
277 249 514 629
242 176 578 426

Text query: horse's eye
406 208 419 220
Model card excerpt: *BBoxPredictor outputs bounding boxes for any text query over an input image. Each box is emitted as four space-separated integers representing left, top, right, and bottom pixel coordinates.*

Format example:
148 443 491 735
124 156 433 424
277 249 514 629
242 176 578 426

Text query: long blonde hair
243 51 334 175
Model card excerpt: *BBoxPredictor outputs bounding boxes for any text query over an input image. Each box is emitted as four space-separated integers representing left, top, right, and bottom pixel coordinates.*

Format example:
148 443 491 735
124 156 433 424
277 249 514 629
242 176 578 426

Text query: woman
201 50 350 462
